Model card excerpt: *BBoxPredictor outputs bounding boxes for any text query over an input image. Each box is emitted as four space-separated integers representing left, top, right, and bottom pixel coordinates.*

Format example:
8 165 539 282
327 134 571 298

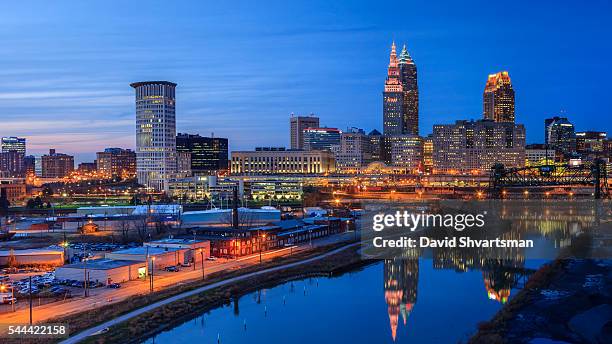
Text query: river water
143 202 602 343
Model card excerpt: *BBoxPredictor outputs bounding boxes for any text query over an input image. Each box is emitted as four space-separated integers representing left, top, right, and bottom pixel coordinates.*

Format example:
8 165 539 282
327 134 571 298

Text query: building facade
303 128 341 151
131 81 177 191
432 120 525 173
290 114 319 150
525 144 556 165
399 45 419 135
176 133 229 175
576 131 607 155
0 151 25 177
231 150 335 175
41 149 74 178
483 71 515 123
1 137 26 154
96 148 137 179
383 42 405 136
333 128 372 173
385 135 423 172
545 116 576 156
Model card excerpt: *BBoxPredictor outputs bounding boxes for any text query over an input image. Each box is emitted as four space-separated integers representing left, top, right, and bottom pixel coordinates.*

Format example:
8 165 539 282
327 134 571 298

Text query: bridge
489 159 609 199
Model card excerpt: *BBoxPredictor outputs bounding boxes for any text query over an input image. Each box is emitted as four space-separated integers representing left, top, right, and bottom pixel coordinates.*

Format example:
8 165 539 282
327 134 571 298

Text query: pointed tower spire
399 44 412 64
389 41 398 66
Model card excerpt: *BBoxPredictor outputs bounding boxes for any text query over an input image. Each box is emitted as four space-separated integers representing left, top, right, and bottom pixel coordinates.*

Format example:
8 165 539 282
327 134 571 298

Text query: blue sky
1 0 611 162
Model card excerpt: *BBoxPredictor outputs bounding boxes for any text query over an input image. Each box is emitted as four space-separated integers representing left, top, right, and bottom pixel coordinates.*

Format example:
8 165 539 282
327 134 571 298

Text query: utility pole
29 276 33 324
200 249 205 280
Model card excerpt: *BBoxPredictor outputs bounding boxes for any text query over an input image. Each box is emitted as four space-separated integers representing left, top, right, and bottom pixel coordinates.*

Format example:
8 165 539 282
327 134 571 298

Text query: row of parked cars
8 272 71 298
69 242 139 252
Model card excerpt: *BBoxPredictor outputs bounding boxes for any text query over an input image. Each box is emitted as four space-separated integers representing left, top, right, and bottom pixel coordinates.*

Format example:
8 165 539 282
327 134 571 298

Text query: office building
399 44 419 135
1 137 26 154
176 151 192 177
130 81 177 191
24 155 35 176
0 151 25 177
303 128 341 151
525 144 556 165
368 129 383 162
385 135 423 172
247 179 303 201
333 128 371 173
77 162 97 174
432 119 525 173
545 116 576 155
383 42 419 136
290 114 319 150
423 134 433 173
576 131 607 154
41 149 74 178
96 148 137 179
483 71 515 123
231 150 335 175
168 176 243 202
176 133 229 174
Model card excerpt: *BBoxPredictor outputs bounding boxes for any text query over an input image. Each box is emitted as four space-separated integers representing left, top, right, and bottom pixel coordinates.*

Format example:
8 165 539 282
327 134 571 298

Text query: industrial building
144 238 210 263
55 259 146 285
181 207 280 227
105 246 188 270
0 248 64 266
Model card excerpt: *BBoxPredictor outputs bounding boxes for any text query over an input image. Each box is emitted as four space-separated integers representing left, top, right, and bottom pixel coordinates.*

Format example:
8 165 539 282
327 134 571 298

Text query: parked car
107 283 121 289
164 266 180 272
206 257 218 261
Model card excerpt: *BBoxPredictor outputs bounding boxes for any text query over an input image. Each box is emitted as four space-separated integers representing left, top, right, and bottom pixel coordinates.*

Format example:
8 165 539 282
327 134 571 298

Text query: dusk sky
1 0 611 163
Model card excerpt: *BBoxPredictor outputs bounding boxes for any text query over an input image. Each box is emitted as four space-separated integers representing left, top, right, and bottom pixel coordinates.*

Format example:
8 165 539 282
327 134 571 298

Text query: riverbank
469 231 612 344
79 243 367 344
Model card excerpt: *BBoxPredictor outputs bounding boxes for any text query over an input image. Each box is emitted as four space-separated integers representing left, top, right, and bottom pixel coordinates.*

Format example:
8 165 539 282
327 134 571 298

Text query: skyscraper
399 45 419 135
383 42 419 136
383 42 404 136
176 133 229 175
483 71 515 123
130 81 177 191
1 137 26 154
545 116 576 155
290 114 319 150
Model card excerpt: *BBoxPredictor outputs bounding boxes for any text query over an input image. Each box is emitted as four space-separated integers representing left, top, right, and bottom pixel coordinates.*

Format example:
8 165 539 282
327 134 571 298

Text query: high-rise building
231 150 335 175
0 151 25 177
367 129 383 162
176 151 192 177
385 135 423 172
576 131 607 154
1 137 26 154
41 149 74 178
544 116 576 155
176 133 229 175
23 155 35 176
303 128 341 151
423 134 433 173
383 42 404 136
130 81 177 191
96 148 137 179
383 42 419 136
432 119 525 173
483 72 515 123
399 45 419 135
290 114 319 150
333 128 372 173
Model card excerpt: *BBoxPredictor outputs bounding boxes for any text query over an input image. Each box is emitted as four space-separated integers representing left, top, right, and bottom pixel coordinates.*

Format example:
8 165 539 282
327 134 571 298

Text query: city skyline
1 1 612 163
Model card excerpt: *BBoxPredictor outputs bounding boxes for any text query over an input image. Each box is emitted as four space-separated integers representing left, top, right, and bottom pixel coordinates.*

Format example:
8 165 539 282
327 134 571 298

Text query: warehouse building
55 259 146 285
0 248 64 266
105 246 188 270
144 238 210 263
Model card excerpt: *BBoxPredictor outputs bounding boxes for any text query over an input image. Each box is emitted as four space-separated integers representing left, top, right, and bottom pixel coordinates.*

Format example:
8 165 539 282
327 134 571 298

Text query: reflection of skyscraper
131 81 177 191
384 258 419 341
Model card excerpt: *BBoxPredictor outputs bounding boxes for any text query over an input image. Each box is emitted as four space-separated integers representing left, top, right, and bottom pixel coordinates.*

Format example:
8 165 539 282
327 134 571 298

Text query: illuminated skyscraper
303 127 341 151
383 43 419 136
176 133 229 175
483 71 515 123
383 42 404 136
130 81 177 191
398 45 419 135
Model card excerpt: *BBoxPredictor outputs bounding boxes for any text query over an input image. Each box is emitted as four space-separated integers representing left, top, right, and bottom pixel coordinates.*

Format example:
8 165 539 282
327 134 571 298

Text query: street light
149 256 156 292
259 233 266 264
199 249 205 280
